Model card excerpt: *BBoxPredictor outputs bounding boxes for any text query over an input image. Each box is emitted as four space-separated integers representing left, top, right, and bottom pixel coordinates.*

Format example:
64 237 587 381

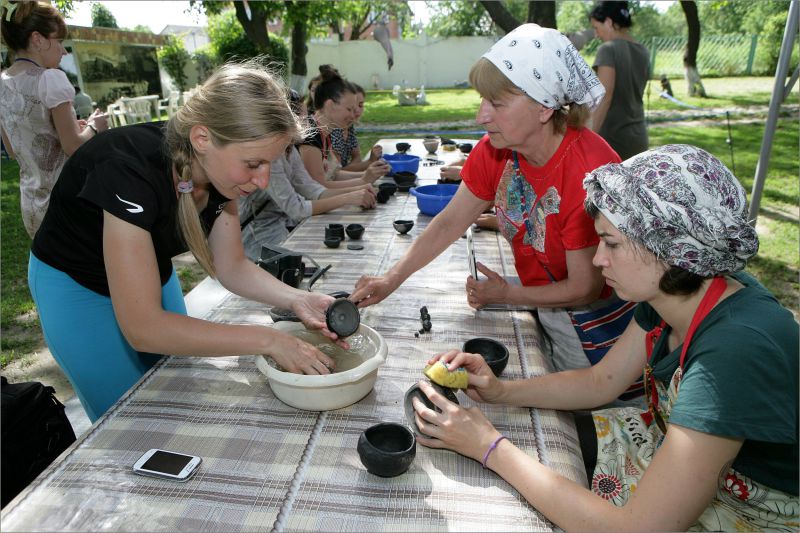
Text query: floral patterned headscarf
583 144 759 276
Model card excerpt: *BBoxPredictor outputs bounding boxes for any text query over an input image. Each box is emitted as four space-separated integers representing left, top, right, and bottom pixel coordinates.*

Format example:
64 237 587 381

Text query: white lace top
0 66 75 237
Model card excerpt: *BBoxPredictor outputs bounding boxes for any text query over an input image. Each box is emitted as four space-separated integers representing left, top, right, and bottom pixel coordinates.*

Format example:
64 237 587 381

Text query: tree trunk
480 1 520 33
527 1 556 29
680 0 706 97
233 1 270 51
289 21 308 86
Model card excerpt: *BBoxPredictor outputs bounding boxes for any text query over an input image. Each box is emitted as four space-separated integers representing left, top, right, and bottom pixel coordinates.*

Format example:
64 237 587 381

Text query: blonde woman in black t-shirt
29 61 344 422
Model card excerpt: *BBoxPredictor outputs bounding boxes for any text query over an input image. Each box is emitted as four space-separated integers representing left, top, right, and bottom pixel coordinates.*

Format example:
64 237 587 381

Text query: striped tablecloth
1 139 585 532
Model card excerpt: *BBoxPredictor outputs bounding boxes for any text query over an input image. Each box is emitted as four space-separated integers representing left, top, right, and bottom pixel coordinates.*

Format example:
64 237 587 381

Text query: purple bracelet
481 435 507 469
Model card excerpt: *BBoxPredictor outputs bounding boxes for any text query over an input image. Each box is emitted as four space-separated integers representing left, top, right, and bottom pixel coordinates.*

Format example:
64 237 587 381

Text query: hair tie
177 180 194 194
2 0 18 22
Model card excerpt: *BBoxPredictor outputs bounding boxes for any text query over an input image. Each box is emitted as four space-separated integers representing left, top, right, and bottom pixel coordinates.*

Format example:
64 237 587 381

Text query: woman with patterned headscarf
353 24 629 379
411 145 797 530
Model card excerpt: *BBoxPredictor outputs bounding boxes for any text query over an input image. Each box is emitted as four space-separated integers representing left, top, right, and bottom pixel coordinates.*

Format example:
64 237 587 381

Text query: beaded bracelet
481 435 507 469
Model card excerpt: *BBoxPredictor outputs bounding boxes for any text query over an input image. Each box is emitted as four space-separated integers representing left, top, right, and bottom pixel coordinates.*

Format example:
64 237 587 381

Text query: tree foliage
206 7 288 67
158 36 190 92
90 3 118 28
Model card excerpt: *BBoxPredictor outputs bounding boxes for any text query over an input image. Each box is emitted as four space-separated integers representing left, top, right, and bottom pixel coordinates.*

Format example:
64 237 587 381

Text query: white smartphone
132 449 202 482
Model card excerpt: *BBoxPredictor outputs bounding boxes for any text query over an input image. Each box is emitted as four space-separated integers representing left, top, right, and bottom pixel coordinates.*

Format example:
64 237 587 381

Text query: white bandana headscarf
583 145 759 276
482 23 606 110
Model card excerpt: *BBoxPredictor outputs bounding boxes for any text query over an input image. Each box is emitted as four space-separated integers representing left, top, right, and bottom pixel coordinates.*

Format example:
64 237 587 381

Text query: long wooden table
1 138 585 532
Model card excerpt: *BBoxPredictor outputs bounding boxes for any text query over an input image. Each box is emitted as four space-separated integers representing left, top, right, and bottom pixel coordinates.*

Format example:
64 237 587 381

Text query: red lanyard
644 276 727 426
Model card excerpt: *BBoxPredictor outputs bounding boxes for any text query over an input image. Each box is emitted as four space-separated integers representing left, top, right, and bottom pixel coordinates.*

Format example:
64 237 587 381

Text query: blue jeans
28 253 187 422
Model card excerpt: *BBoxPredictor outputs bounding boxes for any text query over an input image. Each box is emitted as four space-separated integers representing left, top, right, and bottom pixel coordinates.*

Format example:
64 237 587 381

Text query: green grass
360 77 796 124
1 159 37 364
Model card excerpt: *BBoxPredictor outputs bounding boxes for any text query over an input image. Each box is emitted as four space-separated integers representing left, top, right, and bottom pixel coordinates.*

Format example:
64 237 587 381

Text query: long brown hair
164 60 306 277
1 1 67 51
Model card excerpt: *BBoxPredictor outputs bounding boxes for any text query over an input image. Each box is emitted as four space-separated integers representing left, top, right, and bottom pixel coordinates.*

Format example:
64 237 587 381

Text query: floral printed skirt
590 407 799 531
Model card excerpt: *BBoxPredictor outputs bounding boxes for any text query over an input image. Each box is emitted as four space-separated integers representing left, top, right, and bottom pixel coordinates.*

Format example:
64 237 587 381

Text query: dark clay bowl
327 223 345 240
393 171 417 186
404 382 459 436
462 337 509 377
345 223 365 240
393 220 414 235
269 307 301 323
379 182 398 196
458 142 474 154
376 189 391 204
357 422 416 477
324 237 342 248
395 142 411 153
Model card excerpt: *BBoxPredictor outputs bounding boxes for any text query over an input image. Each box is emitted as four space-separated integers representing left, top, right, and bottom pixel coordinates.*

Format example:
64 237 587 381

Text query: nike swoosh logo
116 194 143 213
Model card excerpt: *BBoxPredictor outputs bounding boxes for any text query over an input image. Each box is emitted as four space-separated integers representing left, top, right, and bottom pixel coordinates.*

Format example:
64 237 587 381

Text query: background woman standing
589 1 650 160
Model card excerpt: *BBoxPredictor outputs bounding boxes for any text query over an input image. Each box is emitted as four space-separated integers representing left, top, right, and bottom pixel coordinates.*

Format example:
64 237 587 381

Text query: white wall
305 34 497 91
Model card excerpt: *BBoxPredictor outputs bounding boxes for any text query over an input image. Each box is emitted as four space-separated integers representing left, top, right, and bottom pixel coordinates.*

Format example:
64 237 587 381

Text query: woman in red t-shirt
352 24 624 373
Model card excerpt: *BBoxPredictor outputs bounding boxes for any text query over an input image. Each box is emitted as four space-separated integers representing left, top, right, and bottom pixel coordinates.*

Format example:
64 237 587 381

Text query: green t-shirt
593 39 650 160
635 272 798 495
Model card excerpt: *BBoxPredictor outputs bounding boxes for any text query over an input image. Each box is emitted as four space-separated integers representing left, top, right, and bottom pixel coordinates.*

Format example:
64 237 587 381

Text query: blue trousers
28 253 187 422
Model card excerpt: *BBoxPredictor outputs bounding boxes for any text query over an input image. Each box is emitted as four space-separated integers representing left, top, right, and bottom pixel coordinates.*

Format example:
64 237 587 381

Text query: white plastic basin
256 321 387 411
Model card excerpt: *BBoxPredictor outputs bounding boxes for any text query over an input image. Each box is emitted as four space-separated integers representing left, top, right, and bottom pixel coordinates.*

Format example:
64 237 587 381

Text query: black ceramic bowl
462 337 509 376
378 182 398 196
395 142 411 153
324 237 342 248
404 382 459 436
393 171 417 186
345 223 365 240
458 142 474 154
357 422 416 477
393 220 414 235
327 223 345 240
376 189 391 204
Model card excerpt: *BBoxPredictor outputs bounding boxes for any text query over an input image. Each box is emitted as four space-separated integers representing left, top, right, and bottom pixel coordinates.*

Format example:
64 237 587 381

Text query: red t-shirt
461 127 620 287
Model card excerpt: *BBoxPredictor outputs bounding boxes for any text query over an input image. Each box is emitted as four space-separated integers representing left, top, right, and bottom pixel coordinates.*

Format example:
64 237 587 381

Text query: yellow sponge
423 361 468 389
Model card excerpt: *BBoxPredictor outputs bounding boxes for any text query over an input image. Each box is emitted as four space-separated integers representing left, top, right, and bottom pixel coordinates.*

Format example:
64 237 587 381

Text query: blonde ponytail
164 59 305 278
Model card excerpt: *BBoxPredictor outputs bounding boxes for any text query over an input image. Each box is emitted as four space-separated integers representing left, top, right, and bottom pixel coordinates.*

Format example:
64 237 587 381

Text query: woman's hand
351 273 400 308
412 380 502 463
87 109 109 132
368 145 383 162
343 188 377 209
290 292 350 349
267 328 336 375
426 349 506 404
362 159 391 183
465 262 510 309
439 165 462 182
475 213 498 231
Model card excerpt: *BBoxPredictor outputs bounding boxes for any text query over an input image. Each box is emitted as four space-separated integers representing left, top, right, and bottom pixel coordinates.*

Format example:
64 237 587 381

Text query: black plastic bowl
357 422 416 477
462 337 509 376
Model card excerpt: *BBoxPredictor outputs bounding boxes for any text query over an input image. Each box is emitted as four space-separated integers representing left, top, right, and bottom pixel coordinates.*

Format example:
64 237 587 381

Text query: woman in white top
0 0 108 237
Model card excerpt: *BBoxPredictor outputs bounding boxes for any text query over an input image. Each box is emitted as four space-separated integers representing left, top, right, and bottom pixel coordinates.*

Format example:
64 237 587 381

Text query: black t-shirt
32 122 229 296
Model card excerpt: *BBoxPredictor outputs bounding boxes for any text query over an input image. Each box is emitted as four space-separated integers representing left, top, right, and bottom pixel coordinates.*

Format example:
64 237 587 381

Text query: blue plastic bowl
409 184 459 216
383 153 421 175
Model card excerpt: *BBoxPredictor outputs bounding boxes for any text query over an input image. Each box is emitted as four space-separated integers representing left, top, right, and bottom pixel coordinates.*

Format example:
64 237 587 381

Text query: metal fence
582 34 768 78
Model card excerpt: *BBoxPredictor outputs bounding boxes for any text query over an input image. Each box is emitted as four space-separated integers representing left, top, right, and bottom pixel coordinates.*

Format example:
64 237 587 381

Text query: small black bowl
378 182 398 196
393 220 414 235
393 171 417 186
327 223 345 240
324 237 342 248
404 382 459 436
376 189 391 204
458 142 474 154
462 337 509 376
395 142 411 153
357 422 416 477
345 223 365 240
